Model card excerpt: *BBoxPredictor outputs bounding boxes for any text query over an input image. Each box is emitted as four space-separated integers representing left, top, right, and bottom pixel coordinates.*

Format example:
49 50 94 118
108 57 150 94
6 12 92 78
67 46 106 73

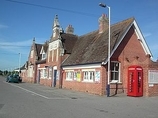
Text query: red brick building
22 14 158 97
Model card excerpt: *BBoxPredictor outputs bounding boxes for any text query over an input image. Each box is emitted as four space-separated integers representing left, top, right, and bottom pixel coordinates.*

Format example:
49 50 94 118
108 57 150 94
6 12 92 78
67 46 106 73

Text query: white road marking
6 82 50 99
4 81 70 100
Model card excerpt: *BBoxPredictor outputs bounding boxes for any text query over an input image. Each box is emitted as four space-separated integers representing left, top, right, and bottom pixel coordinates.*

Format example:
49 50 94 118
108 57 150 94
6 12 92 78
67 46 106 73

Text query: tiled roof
35 42 48 63
62 17 134 66
61 33 78 54
36 59 46 64
35 43 42 60
43 42 48 53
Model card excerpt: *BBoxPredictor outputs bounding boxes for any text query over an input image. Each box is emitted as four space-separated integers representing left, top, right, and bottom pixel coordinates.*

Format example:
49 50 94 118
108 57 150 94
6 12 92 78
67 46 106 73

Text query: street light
18 53 21 75
99 3 111 97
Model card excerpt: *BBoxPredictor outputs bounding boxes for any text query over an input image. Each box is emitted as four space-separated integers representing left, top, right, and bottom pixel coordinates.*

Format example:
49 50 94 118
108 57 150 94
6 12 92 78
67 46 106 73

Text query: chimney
65 25 74 34
98 14 109 33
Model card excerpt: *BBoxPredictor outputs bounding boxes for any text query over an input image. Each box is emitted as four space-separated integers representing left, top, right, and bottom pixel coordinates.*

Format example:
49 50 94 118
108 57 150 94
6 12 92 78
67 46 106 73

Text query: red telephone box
127 65 143 97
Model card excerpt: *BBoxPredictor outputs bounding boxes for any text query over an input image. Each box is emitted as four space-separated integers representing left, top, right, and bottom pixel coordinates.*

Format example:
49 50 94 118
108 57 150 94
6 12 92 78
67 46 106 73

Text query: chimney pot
98 14 109 33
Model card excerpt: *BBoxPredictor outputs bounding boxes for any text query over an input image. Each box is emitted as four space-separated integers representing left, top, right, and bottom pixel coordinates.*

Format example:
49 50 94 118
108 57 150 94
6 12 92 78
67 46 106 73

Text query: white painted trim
102 19 152 65
49 40 60 51
56 48 58 61
52 50 54 61
64 70 74 72
48 51 50 62
53 66 57 70
82 79 94 83
65 79 73 81
133 20 152 57
40 46 44 54
62 63 101 70
82 69 95 71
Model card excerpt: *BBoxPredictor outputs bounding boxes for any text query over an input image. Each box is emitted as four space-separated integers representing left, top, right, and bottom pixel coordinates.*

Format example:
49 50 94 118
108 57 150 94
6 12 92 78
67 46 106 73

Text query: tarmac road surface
0 76 158 118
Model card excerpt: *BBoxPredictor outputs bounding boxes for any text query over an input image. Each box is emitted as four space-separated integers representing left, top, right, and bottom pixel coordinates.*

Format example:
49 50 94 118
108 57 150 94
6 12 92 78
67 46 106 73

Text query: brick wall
40 79 52 87
111 27 155 96
62 66 106 96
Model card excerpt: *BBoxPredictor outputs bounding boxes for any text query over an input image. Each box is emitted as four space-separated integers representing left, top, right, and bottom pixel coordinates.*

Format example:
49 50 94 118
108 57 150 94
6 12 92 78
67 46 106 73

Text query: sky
0 0 158 71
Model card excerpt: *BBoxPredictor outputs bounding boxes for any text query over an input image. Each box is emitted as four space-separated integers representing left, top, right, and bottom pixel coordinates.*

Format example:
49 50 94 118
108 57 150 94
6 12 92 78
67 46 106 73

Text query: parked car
6 74 22 83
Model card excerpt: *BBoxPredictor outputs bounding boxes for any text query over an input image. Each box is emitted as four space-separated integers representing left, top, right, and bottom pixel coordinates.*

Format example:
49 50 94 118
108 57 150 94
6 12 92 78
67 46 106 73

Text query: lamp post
99 3 111 97
18 53 21 75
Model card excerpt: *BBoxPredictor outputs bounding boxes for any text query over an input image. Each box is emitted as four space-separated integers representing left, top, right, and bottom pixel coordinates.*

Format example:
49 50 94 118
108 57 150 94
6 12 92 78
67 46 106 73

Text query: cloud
143 33 152 38
0 39 32 55
0 24 8 29
0 38 46 54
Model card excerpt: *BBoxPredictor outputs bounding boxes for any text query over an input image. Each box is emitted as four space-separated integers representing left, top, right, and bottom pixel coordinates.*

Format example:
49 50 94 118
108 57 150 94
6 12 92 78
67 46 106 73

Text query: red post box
127 65 143 97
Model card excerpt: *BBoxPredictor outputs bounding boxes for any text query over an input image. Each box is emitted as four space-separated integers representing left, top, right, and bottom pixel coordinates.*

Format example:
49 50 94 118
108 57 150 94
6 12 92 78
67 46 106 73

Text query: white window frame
66 71 74 81
74 71 77 81
48 68 52 79
42 52 46 60
40 46 47 60
83 71 95 82
110 61 121 83
40 68 47 79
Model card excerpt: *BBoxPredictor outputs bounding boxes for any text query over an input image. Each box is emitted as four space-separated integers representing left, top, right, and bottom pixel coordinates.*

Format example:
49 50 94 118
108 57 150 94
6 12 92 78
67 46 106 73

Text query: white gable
102 19 152 65
133 20 152 57
40 46 45 54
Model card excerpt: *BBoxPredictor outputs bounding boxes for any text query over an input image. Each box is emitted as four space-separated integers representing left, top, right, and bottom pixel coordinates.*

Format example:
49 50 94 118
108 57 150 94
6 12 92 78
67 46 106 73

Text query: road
0 76 158 118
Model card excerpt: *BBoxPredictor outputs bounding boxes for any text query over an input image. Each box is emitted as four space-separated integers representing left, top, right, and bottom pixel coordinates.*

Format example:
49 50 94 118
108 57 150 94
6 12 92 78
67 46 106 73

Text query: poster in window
95 71 100 82
77 72 81 82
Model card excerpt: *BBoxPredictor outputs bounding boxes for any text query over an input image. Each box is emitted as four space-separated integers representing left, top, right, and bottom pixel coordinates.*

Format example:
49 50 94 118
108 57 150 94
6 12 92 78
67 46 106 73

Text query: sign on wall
148 70 158 83
95 71 100 82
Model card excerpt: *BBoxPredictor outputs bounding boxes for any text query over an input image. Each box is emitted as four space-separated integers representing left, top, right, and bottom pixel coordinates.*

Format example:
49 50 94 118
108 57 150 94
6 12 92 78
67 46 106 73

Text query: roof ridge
111 17 134 27
79 30 98 38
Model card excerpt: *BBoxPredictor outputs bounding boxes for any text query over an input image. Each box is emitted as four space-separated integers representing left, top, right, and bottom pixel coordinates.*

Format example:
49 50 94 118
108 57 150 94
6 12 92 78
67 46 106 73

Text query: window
74 72 77 81
83 71 95 82
40 46 47 60
42 53 46 60
110 62 120 82
41 69 47 79
48 68 52 79
66 71 74 80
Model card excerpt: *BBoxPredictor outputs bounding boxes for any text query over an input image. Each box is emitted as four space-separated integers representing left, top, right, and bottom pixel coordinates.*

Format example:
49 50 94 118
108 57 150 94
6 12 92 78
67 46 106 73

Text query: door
53 70 57 87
